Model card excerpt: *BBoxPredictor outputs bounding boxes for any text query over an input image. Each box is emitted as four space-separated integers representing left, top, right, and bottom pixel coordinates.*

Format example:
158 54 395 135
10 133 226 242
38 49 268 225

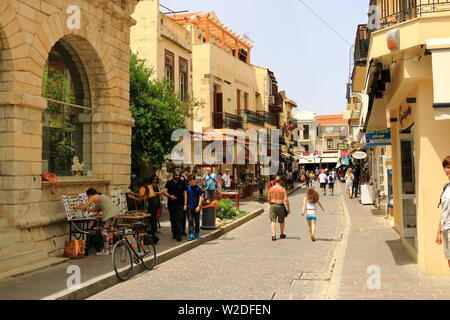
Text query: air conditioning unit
269 95 275 104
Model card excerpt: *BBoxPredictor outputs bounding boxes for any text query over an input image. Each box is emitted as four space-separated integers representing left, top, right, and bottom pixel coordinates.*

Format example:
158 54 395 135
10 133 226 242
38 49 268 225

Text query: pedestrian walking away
319 171 328 195
187 175 204 241
164 169 188 242
301 188 325 242
268 176 291 241
328 171 335 196
352 166 361 198
436 156 450 268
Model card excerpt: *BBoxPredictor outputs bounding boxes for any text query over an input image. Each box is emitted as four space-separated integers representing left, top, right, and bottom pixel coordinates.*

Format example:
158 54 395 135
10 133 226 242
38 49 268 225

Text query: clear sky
160 0 369 116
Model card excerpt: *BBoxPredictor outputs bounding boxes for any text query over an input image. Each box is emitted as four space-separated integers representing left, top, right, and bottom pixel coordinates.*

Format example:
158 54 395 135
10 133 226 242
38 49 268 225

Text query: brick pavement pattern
336 183 450 300
0 200 260 300
90 185 345 300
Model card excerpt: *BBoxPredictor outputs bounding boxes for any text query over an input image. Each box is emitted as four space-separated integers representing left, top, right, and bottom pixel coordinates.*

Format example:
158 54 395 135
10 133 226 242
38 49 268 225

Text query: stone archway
29 10 134 188
0 3 22 93
29 11 114 110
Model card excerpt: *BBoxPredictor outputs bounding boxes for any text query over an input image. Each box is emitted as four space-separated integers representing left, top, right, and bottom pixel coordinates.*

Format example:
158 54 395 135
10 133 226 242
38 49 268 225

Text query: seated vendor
73 188 118 256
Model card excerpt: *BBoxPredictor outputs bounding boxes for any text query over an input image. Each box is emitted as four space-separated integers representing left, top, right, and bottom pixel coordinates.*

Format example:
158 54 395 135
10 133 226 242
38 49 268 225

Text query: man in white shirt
319 171 328 196
436 156 450 268
221 169 232 191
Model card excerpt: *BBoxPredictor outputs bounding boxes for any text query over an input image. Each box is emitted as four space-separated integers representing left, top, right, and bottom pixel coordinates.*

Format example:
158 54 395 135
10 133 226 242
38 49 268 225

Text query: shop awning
318 157 339 164
427 38 450 120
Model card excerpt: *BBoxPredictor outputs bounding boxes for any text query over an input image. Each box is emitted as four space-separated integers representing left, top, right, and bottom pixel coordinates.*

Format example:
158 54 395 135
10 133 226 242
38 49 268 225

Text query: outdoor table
217 192 240 210
68 217 98 256
116 212 151 228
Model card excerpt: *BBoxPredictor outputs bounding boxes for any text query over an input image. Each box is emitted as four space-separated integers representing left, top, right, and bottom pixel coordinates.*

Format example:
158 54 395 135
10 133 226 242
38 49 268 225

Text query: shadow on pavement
385 239 416 266
370 209 384 216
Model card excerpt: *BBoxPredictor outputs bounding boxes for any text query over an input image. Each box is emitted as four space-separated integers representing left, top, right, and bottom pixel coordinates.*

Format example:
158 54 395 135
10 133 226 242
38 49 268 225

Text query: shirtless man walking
268 176 291 241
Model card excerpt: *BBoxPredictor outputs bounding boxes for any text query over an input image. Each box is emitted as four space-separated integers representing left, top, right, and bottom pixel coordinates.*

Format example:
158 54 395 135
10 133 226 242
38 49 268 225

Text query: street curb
287 184 303 196
326 182 352 300
42 206 265 300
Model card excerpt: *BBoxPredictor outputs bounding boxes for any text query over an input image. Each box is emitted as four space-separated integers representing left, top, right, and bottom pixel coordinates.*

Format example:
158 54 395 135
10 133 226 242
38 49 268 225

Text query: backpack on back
438 183 450 208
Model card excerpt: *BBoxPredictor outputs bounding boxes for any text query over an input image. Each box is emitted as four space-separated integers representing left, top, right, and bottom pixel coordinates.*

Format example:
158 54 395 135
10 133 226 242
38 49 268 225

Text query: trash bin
201 201 218 230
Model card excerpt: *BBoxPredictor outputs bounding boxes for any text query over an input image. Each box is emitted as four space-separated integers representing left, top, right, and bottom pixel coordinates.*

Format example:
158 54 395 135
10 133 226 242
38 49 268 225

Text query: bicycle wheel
140 234 157 270
112 239 133 281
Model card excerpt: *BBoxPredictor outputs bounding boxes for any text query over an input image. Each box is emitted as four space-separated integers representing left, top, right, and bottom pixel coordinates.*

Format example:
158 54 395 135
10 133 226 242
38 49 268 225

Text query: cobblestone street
90 184 345 300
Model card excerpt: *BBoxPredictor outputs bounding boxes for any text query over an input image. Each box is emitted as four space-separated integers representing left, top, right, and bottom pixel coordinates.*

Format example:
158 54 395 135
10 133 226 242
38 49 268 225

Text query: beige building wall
362 10 450 275
131 0 194 130
192 42 257 130
0 0 138 271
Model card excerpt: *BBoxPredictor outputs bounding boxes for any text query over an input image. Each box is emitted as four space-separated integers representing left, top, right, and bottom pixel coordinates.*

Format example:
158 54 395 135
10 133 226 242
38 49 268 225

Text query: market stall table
116 213 152 228
217 192 240 210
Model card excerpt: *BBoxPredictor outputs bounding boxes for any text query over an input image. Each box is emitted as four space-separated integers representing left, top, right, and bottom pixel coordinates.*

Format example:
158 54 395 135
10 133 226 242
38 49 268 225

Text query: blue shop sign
365 129 391 146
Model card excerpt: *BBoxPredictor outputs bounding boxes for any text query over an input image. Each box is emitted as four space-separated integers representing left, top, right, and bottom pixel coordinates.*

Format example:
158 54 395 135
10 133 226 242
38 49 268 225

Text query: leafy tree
130 52 201 178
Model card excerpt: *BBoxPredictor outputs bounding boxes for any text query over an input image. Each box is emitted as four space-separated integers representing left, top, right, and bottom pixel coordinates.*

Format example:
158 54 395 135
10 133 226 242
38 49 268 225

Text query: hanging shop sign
399 99 416 130
338 143 349 150
365 128 391 146
352 151 367 160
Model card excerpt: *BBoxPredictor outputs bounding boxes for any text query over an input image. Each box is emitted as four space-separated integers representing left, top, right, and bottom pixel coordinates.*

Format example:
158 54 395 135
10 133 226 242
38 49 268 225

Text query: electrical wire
296 0 352 47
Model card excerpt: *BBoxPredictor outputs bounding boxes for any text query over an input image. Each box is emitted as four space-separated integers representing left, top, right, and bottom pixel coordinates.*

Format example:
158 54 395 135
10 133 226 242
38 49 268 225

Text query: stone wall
0 0 138 256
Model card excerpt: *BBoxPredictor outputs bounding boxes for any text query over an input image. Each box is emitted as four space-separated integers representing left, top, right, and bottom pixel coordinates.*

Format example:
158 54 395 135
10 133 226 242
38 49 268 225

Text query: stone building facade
0 0 138 277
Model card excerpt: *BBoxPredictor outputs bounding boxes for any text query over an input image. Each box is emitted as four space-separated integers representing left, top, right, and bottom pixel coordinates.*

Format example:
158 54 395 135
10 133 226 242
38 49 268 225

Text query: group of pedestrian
164 167 234 242
318 169 337 196
268 175 325 242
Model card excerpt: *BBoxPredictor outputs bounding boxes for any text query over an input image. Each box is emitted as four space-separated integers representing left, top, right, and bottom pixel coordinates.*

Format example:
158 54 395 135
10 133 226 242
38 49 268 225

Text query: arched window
41 40 92 176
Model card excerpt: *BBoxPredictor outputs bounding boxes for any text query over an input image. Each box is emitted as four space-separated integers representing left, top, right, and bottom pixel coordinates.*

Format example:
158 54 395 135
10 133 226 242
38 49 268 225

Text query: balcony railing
213 112 244 130
376 0 450 30
288 119 298 129
260 111 278 127
244 110 265 127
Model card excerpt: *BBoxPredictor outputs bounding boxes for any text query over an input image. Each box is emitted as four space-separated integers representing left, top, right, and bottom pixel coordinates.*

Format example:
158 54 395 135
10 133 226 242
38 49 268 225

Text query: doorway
399 129 417 248
213 85 223 129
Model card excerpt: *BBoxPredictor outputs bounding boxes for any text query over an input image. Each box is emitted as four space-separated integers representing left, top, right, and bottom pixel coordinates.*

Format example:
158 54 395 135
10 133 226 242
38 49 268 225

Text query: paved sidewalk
0 198 262 300
90 185 345 300
334 183 450 300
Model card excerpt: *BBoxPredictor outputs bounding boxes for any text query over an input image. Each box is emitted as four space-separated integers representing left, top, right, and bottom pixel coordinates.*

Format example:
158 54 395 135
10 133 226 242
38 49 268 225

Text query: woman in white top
302 188 325 241
345 168 354 199
436 156 450 267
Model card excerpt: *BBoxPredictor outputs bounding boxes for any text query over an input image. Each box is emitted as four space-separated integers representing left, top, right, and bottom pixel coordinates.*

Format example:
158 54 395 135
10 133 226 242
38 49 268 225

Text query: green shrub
216 199 240 220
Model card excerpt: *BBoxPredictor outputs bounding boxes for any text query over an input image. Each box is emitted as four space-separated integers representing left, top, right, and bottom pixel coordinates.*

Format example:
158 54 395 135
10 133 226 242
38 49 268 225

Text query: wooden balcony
213 112 244 130
244 110 265 127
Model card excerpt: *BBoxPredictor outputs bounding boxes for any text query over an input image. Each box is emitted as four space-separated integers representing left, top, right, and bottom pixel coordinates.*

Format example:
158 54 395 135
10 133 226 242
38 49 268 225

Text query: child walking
301 188 325 241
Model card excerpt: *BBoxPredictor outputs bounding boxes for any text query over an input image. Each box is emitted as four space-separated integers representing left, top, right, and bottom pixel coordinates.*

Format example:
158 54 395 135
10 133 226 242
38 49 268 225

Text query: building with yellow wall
131 0 194 131
355 0 450 275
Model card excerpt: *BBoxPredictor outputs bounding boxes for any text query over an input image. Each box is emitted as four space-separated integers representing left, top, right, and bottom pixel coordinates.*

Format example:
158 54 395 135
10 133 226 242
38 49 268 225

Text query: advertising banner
365 129 391 146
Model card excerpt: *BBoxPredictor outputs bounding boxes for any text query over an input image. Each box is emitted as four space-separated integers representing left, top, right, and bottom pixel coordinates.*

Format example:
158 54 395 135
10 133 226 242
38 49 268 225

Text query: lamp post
258 162 265 204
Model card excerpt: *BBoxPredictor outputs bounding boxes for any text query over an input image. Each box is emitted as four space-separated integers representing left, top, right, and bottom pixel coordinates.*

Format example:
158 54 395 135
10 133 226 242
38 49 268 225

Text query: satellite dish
352 151 367 160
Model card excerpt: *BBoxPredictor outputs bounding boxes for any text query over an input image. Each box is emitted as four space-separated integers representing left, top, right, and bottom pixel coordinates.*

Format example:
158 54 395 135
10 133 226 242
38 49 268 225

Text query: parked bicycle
112 222 157 281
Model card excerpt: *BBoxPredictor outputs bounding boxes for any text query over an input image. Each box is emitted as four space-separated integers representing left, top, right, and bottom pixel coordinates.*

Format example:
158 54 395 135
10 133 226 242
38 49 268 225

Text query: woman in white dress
345 168 354 199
